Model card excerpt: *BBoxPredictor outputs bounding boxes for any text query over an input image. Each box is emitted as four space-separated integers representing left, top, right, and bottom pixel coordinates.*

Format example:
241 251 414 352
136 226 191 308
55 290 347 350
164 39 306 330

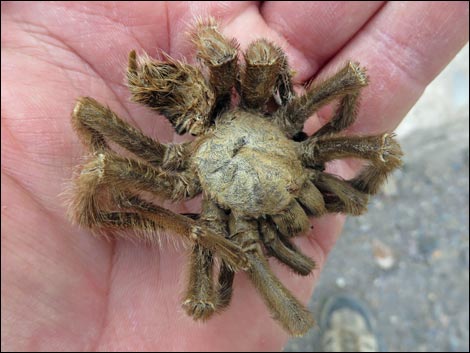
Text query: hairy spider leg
216 259 236 310
192 18 239 117
229 213 315 336
182 243 217 320
310 170 369 215
296 180 327 216
72 97 189 170
260 187 322 275
312 92 360 139
270 199 310 237
348 134 403 194
259 219 315 276
77 152 200 201
299 133 403 194
121 195 248 272
273 62 368 137
183 197 234 320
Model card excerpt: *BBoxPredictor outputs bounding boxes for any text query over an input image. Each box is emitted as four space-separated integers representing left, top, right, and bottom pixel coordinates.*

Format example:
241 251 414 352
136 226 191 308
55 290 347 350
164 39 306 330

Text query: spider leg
240 39 292 110
260 219 315 276
273 62 368 137
127 51 215 135
275 45 295 107
182 244 217 320
312 92 360 139
215 261 235 310
181 198 236 314
192 18 239 117
311 170 369 215
69 153 248 271
300 133 403 194
296 180 327 216
72 97 189 170
349 134 403 194
270 200 311 237
229 213 314 336
71 152 200 203
183 197 233 320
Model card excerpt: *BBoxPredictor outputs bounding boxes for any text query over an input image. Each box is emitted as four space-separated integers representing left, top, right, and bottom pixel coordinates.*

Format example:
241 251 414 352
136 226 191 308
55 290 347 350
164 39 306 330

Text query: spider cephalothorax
69 18 402 336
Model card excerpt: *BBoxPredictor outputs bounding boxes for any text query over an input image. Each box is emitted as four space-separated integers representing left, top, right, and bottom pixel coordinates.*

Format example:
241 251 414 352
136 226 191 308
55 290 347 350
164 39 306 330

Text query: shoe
320 294 380 352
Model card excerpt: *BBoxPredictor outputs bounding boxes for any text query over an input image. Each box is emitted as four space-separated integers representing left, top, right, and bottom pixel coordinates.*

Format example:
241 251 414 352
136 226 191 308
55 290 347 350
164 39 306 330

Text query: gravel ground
285 45 469 352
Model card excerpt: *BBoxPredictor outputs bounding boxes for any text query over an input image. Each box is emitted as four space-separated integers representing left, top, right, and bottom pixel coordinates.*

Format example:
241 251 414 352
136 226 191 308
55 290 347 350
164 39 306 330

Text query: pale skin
1 1 468 351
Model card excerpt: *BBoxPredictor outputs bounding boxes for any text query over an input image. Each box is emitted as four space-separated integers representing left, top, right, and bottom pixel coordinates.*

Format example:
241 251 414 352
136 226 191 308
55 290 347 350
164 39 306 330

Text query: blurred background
285 44 469 352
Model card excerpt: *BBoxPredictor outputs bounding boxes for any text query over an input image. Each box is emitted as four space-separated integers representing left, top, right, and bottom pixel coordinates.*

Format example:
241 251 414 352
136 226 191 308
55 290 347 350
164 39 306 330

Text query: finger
261 1 385 81
305 1 469 135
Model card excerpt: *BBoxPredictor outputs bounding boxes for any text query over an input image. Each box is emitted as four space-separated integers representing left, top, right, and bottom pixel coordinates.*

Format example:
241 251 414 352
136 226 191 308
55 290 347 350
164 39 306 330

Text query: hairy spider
68 18 403 336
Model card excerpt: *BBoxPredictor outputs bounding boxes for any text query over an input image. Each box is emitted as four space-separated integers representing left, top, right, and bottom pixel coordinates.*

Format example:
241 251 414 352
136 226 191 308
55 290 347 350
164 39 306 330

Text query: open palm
2 2 468 351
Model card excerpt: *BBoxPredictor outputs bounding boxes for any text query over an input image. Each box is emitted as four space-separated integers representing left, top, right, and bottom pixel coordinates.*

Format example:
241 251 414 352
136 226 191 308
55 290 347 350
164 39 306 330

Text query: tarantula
68 19 402 336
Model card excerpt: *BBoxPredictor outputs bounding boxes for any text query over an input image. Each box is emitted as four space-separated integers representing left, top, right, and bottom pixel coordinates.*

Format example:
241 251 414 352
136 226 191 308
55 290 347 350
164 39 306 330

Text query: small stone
336 277 346 288
427 292 437 302
389 315 399 325
372 239 396 270
431 250 442 260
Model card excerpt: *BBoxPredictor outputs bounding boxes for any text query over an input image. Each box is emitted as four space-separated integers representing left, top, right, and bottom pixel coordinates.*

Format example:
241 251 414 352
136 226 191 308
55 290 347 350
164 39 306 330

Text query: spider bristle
190 17 238 66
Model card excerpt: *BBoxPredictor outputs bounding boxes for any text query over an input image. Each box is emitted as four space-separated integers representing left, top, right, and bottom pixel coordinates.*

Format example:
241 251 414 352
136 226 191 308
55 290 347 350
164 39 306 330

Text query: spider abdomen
192 110 305 217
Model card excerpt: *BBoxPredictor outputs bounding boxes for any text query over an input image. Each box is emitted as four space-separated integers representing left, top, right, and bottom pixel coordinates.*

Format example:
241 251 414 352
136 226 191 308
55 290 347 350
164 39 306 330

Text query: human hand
2 2 468 351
